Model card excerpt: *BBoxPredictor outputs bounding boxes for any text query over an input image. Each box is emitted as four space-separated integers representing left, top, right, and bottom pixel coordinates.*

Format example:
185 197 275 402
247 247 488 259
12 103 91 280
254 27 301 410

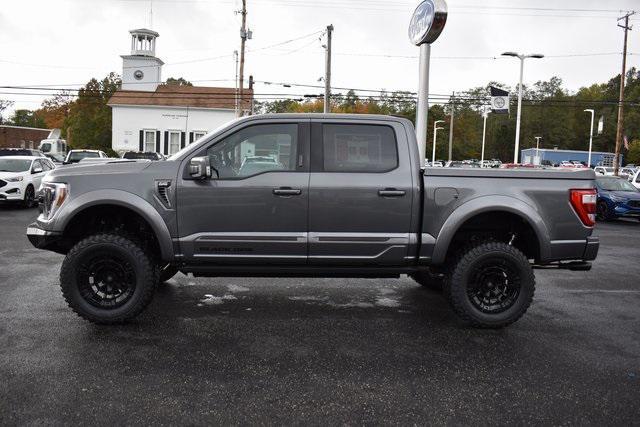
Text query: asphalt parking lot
1 206 639 425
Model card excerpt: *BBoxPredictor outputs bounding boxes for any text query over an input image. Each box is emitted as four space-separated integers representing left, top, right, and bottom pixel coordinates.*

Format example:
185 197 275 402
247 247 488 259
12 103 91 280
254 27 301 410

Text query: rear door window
322 124 398 172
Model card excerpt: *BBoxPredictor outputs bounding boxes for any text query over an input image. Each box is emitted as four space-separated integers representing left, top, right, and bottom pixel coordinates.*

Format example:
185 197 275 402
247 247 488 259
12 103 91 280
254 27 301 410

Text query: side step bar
533 261 592 271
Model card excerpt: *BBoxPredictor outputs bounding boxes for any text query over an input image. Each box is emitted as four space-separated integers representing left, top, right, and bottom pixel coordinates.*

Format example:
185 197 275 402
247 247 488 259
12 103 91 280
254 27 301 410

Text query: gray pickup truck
27 114 599 328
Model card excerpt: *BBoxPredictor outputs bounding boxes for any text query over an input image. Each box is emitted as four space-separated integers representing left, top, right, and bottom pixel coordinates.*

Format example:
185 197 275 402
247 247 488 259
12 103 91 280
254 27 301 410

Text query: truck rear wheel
445 241 535 328
60 233 157 324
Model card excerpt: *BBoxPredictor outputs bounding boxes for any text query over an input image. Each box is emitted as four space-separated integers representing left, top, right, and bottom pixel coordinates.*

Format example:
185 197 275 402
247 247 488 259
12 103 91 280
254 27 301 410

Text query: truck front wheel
60 234 158 324
445 241 535 328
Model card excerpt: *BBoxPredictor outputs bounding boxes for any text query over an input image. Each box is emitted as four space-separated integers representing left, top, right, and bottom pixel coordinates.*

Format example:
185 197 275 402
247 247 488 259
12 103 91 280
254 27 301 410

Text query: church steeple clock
121 29 164 92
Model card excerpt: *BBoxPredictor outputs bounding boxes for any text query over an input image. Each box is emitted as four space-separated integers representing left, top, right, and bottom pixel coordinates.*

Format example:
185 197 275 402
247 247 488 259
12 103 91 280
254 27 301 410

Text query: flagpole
481 107 488 168
584 109 595 168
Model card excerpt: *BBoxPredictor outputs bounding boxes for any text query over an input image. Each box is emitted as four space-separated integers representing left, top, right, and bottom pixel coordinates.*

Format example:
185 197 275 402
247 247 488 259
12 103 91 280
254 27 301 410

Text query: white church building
108 29 251 156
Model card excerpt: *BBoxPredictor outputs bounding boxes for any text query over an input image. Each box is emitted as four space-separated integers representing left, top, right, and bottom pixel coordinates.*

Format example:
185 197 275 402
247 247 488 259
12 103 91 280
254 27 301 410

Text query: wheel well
61 204 161 259
445 211 540 262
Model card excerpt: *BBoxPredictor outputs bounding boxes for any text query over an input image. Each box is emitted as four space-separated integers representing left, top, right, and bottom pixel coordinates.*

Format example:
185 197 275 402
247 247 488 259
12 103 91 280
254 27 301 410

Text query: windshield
68 151 99 162
0 159 31 172
40 143 51 153
598 178 638 192
0 149 31 156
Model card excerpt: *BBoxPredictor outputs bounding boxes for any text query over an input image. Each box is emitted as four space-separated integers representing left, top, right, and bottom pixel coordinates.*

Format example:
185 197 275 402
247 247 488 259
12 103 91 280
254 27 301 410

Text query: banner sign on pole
597 115 604 135
489 86 509 114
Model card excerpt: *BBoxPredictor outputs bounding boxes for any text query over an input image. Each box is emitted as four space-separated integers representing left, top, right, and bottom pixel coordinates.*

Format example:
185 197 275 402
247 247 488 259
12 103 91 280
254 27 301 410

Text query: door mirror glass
189 156 215 179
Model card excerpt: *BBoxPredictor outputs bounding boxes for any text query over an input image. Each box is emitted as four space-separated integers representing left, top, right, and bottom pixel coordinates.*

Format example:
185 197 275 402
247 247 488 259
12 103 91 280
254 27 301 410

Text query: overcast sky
1 0 639 115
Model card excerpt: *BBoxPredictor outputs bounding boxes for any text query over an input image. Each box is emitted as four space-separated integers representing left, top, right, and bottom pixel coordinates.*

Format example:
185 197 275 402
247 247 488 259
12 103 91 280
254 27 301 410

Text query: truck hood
45 160 152 181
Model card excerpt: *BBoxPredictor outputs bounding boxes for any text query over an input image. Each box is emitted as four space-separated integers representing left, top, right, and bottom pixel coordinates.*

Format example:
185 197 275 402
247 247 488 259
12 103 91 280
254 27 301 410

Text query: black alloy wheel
77 252 137 309
466 259 520 314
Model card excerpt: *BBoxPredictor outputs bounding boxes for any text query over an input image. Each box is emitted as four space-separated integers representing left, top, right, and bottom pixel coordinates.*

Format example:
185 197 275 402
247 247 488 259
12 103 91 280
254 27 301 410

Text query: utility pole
448 91 454 162
614 11 635 175
324 25 334 114
238 0 248 117
234 50 239 116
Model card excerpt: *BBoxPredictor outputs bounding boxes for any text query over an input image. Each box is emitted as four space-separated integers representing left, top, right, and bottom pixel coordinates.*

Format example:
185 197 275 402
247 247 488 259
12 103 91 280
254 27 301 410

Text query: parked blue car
595 176 640 221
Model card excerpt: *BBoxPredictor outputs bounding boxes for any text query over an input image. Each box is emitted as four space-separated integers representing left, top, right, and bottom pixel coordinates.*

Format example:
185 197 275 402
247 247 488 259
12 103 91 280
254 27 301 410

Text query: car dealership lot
1 206 639 425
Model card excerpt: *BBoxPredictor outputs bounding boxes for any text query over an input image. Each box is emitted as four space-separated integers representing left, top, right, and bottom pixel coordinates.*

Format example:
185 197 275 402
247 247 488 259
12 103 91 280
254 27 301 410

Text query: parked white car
594 166 615 176
620 167 637 181
630 169 640 190
0 156 55 207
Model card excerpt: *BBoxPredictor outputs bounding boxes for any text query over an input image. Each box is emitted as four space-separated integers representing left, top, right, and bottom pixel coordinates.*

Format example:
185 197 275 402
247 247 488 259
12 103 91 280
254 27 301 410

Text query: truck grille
628 200 640 208
0 179 6 189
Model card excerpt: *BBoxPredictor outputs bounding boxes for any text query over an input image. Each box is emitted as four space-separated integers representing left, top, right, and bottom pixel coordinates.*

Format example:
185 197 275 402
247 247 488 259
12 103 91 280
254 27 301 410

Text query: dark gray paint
28 113 598 270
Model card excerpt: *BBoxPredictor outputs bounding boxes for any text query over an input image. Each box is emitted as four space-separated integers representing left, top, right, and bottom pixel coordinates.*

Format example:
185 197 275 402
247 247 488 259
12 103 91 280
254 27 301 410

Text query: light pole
480 108 488 167
501 51 544 164
584 109 595 167
534 136 542 165
432 120 445 165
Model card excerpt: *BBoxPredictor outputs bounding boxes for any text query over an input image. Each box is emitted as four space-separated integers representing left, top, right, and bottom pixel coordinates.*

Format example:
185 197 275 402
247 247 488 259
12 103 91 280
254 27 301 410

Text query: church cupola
130 28 159 57
121 28 164 92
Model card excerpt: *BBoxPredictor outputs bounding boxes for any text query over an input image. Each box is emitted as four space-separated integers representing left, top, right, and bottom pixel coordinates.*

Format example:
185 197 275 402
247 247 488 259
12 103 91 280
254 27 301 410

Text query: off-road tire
158 264 179 283
60 233 157 324
445 241 535 328
410 269 444 291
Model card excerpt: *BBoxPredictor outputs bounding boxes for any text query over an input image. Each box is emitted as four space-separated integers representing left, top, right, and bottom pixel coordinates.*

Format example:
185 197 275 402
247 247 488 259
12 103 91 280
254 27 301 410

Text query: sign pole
416 43 431 167
408 0 448 167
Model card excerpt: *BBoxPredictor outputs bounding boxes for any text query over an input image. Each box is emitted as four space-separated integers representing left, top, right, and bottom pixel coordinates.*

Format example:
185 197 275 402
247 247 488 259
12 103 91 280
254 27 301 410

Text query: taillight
570 189 597 227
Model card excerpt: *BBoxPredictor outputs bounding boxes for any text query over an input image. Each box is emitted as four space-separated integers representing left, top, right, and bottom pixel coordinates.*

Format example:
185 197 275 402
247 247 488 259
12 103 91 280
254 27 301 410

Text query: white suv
0 156 55 207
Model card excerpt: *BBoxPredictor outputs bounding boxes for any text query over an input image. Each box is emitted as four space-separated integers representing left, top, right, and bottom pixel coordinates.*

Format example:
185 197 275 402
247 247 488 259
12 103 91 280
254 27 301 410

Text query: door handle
378 188 406 197
273 187 302 196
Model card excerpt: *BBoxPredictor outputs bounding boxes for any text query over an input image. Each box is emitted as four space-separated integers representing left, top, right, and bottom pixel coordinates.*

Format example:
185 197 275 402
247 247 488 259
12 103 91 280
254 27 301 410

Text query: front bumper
26 222 63 251
613 204 640 218
0 180 25 201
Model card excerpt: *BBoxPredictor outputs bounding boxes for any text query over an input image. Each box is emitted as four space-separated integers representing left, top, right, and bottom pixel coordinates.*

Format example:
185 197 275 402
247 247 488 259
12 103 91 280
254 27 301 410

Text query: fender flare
52 189 174 261
431 195 551 265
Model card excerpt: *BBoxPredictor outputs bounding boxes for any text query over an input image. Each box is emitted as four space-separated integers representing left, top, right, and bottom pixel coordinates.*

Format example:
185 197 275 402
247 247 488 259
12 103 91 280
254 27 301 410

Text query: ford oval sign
408 0 448 46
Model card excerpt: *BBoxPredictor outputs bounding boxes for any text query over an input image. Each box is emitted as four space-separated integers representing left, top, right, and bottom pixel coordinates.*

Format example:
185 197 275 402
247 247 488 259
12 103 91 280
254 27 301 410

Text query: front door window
206 124 298 179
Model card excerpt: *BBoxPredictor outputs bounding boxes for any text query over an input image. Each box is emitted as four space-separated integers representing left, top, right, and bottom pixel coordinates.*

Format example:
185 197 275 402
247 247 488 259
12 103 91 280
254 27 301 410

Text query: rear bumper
547 236 599 262
26 222 63 251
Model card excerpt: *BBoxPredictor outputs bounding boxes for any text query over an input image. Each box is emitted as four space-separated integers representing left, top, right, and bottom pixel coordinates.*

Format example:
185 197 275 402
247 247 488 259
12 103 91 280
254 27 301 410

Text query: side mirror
32 167 43 174
189 156 217 179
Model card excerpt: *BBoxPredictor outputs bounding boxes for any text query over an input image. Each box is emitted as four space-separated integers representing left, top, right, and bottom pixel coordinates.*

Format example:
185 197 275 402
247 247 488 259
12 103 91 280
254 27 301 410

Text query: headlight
5 176 23 182
41 182 68 220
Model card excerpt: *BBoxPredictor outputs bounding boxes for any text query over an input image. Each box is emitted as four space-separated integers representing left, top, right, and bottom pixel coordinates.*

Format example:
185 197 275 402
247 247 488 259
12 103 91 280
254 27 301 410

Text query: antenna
149 0 154 28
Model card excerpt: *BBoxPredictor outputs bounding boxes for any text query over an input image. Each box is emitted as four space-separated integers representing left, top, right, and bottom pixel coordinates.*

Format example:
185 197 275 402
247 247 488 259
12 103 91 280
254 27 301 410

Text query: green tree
6 109 47 128
63 73 121 154
626 140 640 165
163 77 193 86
